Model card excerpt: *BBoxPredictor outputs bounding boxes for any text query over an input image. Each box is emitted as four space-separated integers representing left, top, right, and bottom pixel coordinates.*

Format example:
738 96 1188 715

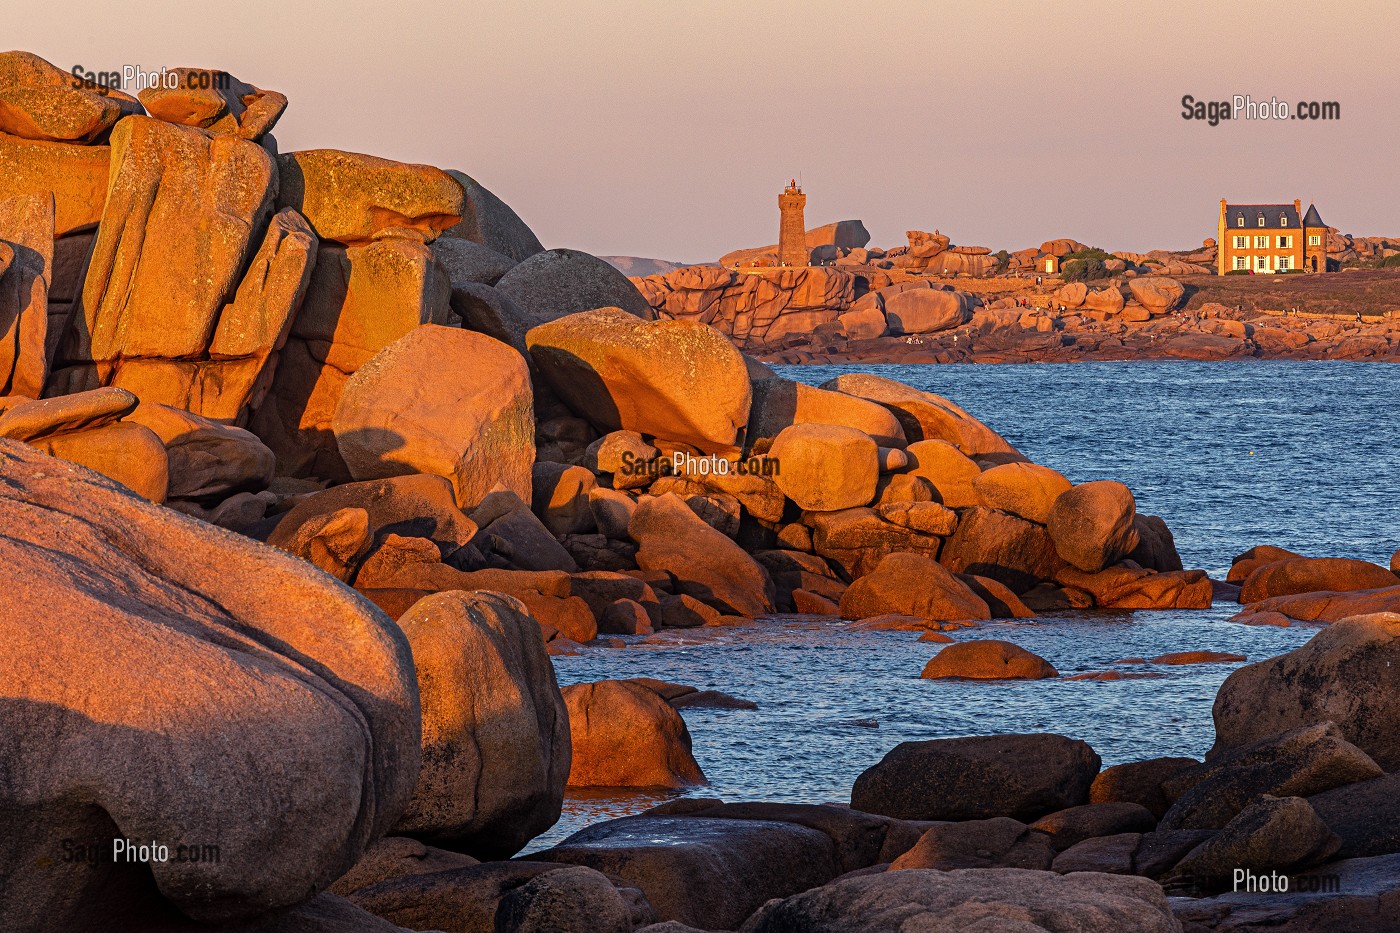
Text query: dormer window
1258 216 1265 227
1236 217 1244 227
1280 215 1288 226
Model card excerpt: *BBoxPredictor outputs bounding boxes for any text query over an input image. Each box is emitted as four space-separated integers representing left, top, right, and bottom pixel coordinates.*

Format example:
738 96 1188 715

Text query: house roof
1226 204 1300 228
1302 203 1327 227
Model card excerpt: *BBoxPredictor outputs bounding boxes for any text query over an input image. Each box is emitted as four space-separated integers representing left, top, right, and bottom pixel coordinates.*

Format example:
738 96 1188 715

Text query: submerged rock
921 639 1058 680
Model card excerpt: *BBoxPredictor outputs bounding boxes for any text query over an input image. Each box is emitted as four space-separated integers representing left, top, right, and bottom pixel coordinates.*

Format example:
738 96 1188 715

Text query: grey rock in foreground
1170 854 1400 932
740 867 1181 932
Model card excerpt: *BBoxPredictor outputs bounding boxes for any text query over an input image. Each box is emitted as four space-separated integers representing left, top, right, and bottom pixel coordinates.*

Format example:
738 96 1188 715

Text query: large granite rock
0 50 139 143
250 237 451 478
342 859 643 933
0 192 53 397
392 591 569 859
1167 795 1340 890
939 505 1068 593
536 814 838 930
741 868 1181 932
561 680 704 789
333 325 534 509
902 438 982 507
268 474 479 570
1229 586 1400 625
0 440 420 930
851 734 1100 821
1091 757 1201 818
635 266 853 345
1047 480 1140 573
137 68 287 140
1056 565 1214 610
495 247 651 322
277 149 464 245
1170 854 1400 932
528 308 751 453
881 285 974 335
746 376 906 449
890 817 1055 870
125 402 276 500
972 461 1072 524
839 552 991 622
430 236 516 287
818 372 1017 456
494 865 637 933
443 170 545 263
769 422 878 512
1210 614 1400 770
102 207 318 422
1238 556 1399 603
0 387 170 501
1127 276 1185 314
630 493 774 616
50 116 279 404
921 639 1058 680
1162 721 1381 831
1308 772 1400 859
0 133 110 236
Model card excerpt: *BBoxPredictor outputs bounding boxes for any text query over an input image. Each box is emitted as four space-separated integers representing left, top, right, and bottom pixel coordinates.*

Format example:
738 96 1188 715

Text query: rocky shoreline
758 297 1400 366
632 265 1400 366
3 51 1400 933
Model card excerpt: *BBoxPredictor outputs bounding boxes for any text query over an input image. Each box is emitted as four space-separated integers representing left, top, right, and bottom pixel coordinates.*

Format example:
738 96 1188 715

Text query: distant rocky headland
622 229 1400 364
3 50 1400 933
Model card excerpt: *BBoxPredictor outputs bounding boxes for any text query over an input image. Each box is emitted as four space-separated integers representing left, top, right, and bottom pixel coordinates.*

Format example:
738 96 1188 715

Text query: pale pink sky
14 1 1399 263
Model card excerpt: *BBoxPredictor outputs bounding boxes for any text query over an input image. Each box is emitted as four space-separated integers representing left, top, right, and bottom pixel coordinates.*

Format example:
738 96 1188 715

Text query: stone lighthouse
777 179 807 267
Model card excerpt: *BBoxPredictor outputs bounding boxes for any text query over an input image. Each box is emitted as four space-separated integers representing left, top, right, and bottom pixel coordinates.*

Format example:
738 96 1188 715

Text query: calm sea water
532 361 1399 850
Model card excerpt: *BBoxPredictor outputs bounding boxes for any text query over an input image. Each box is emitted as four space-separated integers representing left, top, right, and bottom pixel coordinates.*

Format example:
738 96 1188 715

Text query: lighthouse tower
777 179 807 267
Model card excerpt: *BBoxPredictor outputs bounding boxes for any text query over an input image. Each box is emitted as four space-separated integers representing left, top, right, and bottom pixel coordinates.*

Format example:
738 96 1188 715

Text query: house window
1255 256 1267 270
1258 216 1265 226
1233 235 1248 248
1280 216 1288 226
1254 235 1269 248
1234 256 1248 270
1278 255 1291 271
1277 236 1292 248
1308 234 1321 246
1236 217 1245 227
